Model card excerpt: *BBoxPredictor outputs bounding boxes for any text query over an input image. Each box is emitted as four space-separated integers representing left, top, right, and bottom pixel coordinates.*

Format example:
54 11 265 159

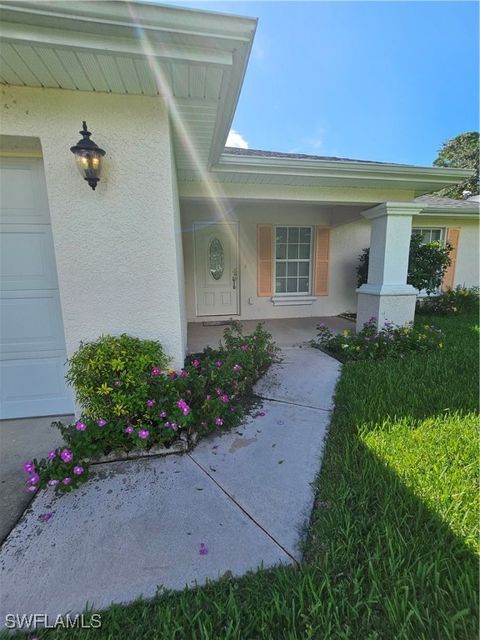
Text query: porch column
356 202 423 332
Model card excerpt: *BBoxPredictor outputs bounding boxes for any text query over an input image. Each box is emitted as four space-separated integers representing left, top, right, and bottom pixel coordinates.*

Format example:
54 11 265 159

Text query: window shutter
313 226 330 296
442 227 460 291
257 224 273 297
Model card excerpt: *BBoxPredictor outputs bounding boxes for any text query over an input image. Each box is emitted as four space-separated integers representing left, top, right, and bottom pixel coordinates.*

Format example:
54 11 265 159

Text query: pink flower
170 423 178 431
138 429 149 439
233 364 242 373
47 450 56 460
47 479 59 487
215 417 224 426
125 425 134 434
26 485 37 494
96 418 107 427
73 466 84 476
220 394 229 403
160 411 167 418
23 461 35 474
192 359 200 368
151 367 161 376
75 420 87 432
146 399 156 408
60 448 73 463
177 399 190 415
62 477 72 485
27 473 39 485
215 388 222 396
215 361 223 368
179 370 189 378
240 344 249 351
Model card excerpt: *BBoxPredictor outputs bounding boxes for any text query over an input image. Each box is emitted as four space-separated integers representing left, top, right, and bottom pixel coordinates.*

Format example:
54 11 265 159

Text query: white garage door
0 157 73 419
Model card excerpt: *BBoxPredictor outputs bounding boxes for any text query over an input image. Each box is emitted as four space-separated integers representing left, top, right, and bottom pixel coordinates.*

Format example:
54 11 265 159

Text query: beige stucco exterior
1 85 187 367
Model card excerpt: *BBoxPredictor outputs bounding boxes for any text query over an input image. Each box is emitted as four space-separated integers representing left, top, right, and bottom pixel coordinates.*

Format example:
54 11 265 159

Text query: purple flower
220 394 229 403
192 359 200 368
73 466 84 476
75 420 87 432
160 410 167 418
179 370 189 378
146 399 155 408
215 361 223 368
199 543 208 556
23 460 35 474
39 513 53 522
47 479 59 487
232 364 242 373
240 344 249 351
26 485 37 494
215 388 222 396
62 477 72 485
138 429 149 439
151 367 161 376
125 425 134 434
96 418 107 428
47 450 56 460
215 417 224 426
27 473 40 485
170 423 178 431
177 399 190 415
60 448 73 463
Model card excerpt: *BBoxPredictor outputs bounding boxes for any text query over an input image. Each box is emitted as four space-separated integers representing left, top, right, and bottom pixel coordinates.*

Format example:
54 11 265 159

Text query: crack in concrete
187 453 300 567
255 395 332 413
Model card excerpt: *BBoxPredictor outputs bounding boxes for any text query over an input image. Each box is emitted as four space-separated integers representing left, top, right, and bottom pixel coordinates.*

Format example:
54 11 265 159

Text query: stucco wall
181 199 371 321
413 216 480 289
1 85 186 367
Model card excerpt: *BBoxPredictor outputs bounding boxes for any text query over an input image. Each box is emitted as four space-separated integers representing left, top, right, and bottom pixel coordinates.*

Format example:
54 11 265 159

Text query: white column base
356 284 417 332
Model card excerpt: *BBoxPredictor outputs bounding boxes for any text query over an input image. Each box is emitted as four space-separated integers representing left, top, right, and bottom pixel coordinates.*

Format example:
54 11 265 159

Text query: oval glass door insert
209 238 225 280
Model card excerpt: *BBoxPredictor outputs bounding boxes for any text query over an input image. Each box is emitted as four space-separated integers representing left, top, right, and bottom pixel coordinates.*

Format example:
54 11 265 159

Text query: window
412 228 445 244
275 226 312 294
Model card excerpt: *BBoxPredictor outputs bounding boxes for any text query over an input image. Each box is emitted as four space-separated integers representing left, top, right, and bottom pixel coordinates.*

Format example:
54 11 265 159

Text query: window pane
288 227 299 243
287 278 298 293
288 244 298 259
299 262 309 276
276 227 287 243
431 230 441 242
276 278 286 293
276 262 286 277
298 277 309 292
287 262 298 277
299 244 310 259
299 228 311 243
276 244 286 259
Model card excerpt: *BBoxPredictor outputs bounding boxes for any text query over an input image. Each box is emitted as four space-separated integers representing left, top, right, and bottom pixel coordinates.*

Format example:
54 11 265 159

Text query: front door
194 222 239 316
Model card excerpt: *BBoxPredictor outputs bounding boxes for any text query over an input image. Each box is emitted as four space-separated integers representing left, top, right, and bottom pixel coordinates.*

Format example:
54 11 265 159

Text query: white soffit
0 1 257 171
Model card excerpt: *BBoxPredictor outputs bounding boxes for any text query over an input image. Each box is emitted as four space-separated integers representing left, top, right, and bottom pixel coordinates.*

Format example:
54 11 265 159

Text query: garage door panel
1 291 66 354
1 225 59 290
0 355 72 419
0 160 50 223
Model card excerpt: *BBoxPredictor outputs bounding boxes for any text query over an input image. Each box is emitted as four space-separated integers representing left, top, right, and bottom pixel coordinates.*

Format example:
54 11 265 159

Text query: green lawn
29 312 480 640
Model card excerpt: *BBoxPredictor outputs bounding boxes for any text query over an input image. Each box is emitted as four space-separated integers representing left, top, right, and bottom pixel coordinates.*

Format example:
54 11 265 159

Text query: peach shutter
257 224 273 297
442 227 460 291
313 226 330 296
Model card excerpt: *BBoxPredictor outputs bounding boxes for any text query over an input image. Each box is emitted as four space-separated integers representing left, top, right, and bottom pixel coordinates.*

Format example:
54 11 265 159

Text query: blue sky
161 1 478 166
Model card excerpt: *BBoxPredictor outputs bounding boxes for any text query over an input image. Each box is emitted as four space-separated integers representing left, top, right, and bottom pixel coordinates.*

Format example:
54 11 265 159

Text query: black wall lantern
70 121 106 190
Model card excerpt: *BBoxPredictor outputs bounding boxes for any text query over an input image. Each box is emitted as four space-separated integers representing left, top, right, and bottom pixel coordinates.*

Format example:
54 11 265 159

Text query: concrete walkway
0 348 340 624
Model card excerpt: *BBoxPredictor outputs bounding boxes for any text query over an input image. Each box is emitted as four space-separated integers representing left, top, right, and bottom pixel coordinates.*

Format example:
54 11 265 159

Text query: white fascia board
417 207 480 217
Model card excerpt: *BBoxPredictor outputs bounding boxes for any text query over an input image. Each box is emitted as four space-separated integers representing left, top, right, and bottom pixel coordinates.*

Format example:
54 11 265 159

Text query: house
0 1 478 419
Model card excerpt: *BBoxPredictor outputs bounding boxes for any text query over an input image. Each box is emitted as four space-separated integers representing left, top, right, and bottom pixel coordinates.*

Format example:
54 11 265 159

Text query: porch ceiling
0 1 257 171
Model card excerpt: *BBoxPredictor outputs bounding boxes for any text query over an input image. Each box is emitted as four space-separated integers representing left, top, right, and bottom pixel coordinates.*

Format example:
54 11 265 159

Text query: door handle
232 268 238 290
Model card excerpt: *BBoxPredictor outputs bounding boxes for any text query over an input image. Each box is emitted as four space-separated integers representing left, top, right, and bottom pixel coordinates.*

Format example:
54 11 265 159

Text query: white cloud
226 129 249 149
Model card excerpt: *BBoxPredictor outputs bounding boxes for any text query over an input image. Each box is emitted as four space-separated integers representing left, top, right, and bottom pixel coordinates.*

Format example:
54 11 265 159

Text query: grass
15 312 479 640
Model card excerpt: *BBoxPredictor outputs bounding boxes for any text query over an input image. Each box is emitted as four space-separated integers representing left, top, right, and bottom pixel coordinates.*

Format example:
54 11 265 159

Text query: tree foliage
433 131 479 199
357 234 451 294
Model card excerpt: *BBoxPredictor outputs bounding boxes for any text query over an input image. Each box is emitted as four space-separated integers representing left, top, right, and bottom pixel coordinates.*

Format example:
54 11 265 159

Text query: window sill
271 295 317 306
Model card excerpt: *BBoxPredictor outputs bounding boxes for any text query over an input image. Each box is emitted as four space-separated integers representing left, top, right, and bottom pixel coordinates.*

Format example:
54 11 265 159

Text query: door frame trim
193 221 240 318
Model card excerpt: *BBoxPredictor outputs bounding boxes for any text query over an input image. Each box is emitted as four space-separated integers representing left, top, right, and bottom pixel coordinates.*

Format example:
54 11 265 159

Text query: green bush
23 323 277 494
418 285 479 316
66 334 170 421
313 318 445 362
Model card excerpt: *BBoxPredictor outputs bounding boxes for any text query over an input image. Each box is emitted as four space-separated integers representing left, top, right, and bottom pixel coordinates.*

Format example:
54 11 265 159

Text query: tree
433 131 479 199
357 234 451 294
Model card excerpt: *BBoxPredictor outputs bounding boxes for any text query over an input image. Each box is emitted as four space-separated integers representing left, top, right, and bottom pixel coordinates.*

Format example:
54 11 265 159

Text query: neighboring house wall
413 216 480 289
181 199 371 321
1 85 186 367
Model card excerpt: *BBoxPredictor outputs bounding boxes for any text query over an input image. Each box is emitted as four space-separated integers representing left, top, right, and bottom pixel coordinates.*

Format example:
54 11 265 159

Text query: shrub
417 286 479 316
357 234 452 294
313 319 445 362
22 323 277 494
66 334 170 421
